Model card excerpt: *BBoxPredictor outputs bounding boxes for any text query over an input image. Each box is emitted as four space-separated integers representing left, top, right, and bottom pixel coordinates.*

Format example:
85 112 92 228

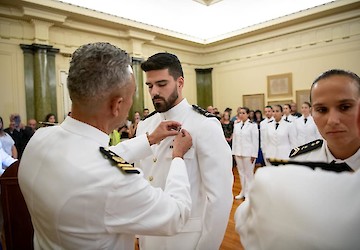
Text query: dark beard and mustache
152 86 179 113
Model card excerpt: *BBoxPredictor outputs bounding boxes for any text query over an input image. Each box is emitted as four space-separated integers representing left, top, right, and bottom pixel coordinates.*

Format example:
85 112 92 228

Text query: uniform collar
265 117 274 122
324 141 360 171
159 98 191 122
60 116 110 147
241 119 250 125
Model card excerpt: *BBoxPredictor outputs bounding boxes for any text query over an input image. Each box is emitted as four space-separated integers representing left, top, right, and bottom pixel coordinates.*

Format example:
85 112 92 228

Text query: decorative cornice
23 6 67 23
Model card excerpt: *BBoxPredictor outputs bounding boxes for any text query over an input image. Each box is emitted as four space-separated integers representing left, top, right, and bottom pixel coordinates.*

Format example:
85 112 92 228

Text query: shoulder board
192 105 217 118
269 158 353 173
289 139 323 158
268 120 274 123
142 110 157 121
100 147 140 174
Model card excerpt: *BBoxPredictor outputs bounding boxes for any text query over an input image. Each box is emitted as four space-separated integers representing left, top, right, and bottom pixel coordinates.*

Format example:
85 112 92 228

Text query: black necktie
304 118 307 124
275 123 279 130
241 123 244 129
285 117 288 122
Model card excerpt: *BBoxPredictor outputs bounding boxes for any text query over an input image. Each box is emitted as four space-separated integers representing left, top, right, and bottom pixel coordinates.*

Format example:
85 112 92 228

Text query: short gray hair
67 42 131 103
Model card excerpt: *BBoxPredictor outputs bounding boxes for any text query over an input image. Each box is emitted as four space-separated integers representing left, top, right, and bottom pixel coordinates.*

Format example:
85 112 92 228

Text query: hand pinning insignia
100 147 140 174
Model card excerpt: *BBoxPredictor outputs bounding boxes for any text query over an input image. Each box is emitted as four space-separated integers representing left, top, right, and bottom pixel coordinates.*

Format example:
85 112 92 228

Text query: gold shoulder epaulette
192 105 217 118
100 147 140 174
289 139 323 158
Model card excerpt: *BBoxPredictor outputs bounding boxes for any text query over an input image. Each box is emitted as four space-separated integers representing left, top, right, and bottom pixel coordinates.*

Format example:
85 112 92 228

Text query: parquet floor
220 167 244 250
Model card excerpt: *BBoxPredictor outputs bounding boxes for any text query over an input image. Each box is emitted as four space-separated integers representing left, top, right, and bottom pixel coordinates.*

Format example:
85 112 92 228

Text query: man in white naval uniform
290 69 360 171
136 52 233 250
235 69 360 249
18 43 194 249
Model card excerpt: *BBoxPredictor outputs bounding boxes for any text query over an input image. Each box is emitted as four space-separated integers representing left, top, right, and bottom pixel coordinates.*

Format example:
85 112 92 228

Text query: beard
152 86 179 113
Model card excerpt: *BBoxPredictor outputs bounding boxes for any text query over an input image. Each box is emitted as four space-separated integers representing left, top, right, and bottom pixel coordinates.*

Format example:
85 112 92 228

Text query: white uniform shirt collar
324 140 360 171
241 119 250 125
60 116 110 147
159 98 190 122
265 117 274 122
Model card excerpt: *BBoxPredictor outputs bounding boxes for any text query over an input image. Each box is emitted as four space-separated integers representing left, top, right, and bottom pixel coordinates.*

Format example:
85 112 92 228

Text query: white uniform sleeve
105 156 192 236
0 148 16 169
109 134 152 163
251 124 259 158
195 118 233 249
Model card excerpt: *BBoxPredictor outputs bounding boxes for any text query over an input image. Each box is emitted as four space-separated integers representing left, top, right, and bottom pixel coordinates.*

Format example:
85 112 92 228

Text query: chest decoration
100 147 140 174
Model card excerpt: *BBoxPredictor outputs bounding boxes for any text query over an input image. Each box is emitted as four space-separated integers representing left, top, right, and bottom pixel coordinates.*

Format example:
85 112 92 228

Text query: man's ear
177 76 184 88
110 96 123 117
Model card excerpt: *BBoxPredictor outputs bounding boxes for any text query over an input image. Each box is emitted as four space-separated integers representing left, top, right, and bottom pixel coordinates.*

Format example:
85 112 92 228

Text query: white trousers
234 155 255 197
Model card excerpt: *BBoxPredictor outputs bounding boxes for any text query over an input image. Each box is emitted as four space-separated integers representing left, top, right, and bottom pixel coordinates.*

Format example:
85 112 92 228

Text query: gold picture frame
267 73 293 98
268 99 293 107
243 94 265 111
296 89 310 110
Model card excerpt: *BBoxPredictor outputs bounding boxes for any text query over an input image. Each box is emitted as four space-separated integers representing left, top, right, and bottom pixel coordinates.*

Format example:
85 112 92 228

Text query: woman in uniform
292 101 321 147
232 107 259 200
263 104 297 161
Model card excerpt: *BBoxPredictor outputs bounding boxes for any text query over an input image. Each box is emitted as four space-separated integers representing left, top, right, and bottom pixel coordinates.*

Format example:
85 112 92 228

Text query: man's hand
147 121 182 145
172 129 192 159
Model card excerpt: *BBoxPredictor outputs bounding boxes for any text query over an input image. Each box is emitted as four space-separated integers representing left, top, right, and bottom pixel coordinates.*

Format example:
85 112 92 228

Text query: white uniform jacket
18 116 192 250
263 120 297 160
232 120 259 158
282 114 297 122
136 99 233 250
235 166 360 250
292 115 322 147
291 139 360 172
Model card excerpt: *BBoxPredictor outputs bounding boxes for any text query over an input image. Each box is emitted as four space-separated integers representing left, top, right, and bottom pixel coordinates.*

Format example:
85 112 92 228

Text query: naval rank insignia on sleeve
100 147 140 174
192 105 217 118
289 139 323 158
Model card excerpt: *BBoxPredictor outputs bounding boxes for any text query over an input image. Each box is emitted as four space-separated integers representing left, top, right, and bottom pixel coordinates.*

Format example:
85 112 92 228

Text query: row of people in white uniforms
261 102 322 161
232 103 321 199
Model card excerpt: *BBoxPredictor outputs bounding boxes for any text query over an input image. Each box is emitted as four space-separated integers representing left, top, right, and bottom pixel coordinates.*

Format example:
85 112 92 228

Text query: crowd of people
2 41 357 249
210 99 323 200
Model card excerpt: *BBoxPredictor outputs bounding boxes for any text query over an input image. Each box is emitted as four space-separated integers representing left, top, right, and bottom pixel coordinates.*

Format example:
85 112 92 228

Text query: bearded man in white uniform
136 52 233 250
18 42 195 249
235 69 360 249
